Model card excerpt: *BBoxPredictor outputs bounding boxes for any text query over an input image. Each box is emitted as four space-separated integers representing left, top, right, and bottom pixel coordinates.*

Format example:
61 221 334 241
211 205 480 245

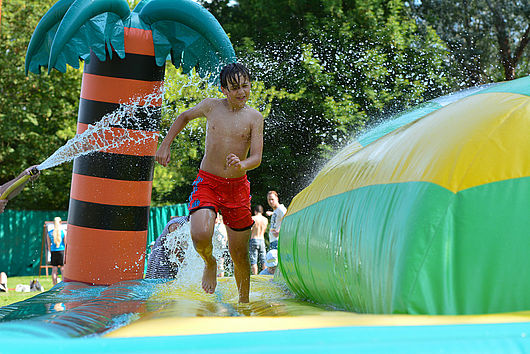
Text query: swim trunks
188 169 253 231
249 238 266 266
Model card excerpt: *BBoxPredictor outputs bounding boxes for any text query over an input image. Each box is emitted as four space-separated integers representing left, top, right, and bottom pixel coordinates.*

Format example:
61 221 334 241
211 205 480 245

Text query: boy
156 63 263 303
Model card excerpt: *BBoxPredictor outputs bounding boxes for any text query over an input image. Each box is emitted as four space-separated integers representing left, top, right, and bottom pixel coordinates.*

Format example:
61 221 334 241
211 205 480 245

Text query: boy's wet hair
253 205 264 214
220 63 251 90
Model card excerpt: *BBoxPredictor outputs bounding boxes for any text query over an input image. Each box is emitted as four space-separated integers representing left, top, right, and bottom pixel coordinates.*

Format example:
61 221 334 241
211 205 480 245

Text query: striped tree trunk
64 27 164 285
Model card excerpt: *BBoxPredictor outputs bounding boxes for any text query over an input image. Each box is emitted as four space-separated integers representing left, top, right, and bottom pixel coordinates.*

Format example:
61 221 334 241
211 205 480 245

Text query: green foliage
151 67 301 205
202 0 457 207
3 0 515 213
408 0 530 83
0 0 81 210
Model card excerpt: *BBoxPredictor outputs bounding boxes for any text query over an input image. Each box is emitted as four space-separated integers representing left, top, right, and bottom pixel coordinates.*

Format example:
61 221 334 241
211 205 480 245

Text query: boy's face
221 74 251 109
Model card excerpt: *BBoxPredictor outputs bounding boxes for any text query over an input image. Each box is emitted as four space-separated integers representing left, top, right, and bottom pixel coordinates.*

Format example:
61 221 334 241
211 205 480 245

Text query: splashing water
162 222 228 285
37 89 164 171
154 221 244 302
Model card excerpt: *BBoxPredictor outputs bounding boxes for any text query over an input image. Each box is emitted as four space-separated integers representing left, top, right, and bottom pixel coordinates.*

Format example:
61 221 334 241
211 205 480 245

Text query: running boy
156 63 263 303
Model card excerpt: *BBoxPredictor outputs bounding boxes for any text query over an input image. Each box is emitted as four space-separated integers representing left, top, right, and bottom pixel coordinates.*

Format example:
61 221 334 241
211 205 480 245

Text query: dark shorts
188 170 253 231
249 238 266 265
50 251 64 266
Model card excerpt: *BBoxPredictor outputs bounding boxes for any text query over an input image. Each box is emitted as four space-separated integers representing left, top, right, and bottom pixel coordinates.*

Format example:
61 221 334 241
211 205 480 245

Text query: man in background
266 191 287 250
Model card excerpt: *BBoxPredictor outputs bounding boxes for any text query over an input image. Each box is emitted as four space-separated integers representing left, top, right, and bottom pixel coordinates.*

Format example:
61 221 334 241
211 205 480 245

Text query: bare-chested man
250 205 268 275
156 63 263 303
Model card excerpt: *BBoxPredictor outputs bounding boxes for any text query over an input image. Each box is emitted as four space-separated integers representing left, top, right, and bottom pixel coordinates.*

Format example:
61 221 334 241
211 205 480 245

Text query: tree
408 0 530 84
202 0 457 206
0 0 81 210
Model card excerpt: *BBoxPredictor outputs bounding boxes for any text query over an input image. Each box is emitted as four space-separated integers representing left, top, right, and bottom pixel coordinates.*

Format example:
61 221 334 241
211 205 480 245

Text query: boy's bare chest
207 114 252 141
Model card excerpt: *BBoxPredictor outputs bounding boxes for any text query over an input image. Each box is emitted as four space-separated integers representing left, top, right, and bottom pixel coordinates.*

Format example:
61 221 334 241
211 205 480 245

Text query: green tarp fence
0 204 188 277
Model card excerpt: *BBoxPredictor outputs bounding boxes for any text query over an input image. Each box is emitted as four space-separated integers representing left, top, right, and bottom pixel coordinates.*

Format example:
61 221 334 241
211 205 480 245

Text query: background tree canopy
0 0 80 210
1 0 527 211
408 0 530 85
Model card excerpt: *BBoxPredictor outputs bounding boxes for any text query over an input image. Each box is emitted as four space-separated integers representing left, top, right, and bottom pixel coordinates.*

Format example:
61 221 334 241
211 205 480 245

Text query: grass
0 275 57 307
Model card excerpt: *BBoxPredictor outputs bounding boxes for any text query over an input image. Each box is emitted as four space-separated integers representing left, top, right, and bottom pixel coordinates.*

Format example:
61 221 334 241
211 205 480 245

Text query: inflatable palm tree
26 0 236 285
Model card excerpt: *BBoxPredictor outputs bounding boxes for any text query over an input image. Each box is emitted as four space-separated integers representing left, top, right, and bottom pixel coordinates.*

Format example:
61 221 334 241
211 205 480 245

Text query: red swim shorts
188 169 253 231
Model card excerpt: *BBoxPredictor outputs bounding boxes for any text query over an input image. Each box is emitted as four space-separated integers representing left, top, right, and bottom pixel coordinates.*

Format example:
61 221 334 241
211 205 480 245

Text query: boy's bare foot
202 261 217 294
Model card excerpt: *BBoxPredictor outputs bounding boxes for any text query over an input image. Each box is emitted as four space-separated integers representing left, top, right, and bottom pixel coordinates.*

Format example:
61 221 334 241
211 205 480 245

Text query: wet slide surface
0 276 529 352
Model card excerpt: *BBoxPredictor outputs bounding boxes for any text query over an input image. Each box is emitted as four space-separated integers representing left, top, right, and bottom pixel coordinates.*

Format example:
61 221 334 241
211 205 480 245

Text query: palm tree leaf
25 0 76 74
48 0 131 73
25 0 131 74
138 0 236 83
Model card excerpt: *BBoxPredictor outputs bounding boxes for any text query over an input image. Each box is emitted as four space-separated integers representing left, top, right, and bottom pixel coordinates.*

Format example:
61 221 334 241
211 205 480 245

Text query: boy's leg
190 208 217 294
227 227 251 303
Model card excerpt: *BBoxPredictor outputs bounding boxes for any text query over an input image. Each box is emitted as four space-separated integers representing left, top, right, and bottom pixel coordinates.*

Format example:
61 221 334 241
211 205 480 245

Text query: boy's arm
156 99 212 167
227 111 264 171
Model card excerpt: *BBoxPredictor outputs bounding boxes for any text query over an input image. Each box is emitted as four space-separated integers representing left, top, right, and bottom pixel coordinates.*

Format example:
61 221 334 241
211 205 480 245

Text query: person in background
47 217 66 285
259 249 278 275
0 166 40 214
249 205 268 275
145 216 189 279
0 272 8 292
266 191 287 250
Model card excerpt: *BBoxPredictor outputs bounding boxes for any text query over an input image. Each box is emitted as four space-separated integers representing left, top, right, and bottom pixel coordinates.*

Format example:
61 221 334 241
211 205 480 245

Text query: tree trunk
64 26 165 285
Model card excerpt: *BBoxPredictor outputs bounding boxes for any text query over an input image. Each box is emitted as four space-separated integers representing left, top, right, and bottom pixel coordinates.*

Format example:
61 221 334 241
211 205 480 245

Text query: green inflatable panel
279 76 530 315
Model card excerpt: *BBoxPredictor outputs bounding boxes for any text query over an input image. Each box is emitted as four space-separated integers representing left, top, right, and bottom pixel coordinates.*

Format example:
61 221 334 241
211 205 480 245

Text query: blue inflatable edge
2 322 529 353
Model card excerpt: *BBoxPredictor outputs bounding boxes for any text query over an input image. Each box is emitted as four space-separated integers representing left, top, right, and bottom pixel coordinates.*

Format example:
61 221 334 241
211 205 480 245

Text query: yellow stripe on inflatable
107 309 530 338
287 92 530 215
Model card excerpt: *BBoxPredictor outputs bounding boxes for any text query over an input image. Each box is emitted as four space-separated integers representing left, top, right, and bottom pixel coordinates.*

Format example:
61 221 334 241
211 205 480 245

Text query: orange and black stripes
65 27 164 285
70 174 153 207
68 199 150 230
80 72 163 105
83 52 164 81
73 152 155 180
76 123 158 156
78 99 160 131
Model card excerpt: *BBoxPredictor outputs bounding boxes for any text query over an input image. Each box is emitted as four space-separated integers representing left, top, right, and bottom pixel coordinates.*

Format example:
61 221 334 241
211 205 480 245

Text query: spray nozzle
29 167 40 176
